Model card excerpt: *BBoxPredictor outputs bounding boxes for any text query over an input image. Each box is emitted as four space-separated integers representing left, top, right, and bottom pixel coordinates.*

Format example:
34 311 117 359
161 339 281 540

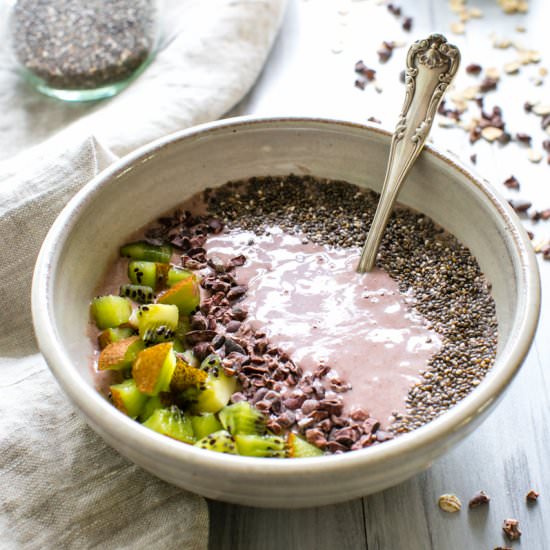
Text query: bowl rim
32 115 541 476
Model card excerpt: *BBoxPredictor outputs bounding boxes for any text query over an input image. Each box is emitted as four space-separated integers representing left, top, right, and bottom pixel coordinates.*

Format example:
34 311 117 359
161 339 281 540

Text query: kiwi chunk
132 342 177 396
120 284 155 304
157 275 200 315
136 303 179 343
140 395 163 421
167 267 195 287
120 241 172 264
142 406 194 443
235 434 286 458
90 295 132 329
287 432 324 458
128 261 157 289
218 402 267 436
185 354 236 413
170 357 207 393
194 430 238 454
98 327 135 349
190 413 223 440
98 336 145 371
110 379 148 418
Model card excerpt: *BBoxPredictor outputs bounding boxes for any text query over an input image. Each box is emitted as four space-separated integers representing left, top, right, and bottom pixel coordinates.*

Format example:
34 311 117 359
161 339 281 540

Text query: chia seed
11 0 157 91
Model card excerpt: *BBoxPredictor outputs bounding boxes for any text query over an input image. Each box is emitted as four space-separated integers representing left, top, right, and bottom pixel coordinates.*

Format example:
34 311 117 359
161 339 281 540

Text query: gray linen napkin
0 0 287 547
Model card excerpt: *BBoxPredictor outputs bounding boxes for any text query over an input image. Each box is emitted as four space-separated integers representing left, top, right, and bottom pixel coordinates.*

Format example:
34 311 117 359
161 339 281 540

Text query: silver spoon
357 34 460 273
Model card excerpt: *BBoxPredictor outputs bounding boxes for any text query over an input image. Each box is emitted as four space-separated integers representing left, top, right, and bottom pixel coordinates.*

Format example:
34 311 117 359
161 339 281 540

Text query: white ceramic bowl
32 117 540 508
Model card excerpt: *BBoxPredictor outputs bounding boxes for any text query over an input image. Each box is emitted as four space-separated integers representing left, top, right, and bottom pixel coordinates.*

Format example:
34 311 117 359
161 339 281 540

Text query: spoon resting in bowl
357 34 460 273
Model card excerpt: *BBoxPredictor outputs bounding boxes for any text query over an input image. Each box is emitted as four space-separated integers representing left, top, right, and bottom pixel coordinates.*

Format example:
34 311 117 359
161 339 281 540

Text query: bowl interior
53 119 526 390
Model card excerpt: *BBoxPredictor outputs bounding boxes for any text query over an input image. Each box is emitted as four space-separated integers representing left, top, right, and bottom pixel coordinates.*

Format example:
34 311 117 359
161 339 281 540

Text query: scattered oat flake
468 490 490 508
450 21 465 35
481 126 504 142
526 489 539 502
533 104 550 116
539 67 548 77
534 239 550 253
528 149 543 163
516 25 526 32
502 518 521 541
485 67 501 80
493 38 512 49
504 61 521 74
438 494 462 513
469 7 483 18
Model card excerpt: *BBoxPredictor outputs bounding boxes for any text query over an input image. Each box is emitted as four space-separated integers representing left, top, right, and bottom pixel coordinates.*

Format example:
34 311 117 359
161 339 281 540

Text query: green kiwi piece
110 379 148 418
181 349 200 369
98 336 145 371
234 434 286 458
140 395 163 421
185 355 236 413
128 261 157 288
218 402 267 436
157 274 200 315
190 413 223 440
119 284 155 304
167 267 195 287
98 327 135 349
142 406 194 443
174 316 191 342
136 303 179 343
194 430 238 454
132 342 177 396
90 295 132 329
120 241 172 263
287 432 324 458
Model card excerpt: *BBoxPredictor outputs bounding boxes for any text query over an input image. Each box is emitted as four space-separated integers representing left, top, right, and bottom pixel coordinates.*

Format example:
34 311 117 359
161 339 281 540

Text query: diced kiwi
90 295 132 329
190 413 223 440
170 357 207 393
157 275 200 315
142 406 194 443
185 355 236 413
234 434 286 458
119 284 155 304
174 316 191 342
218 402 266 436
98 327 135 349
181 349 200 369
167 267 195 287
140 395 163 421
98 336 145 371
194 430 238 454
128 261 157 288
110 379 148 418
132 342 177 396
287 432 324 458
136 303 179 343
120 241 172 264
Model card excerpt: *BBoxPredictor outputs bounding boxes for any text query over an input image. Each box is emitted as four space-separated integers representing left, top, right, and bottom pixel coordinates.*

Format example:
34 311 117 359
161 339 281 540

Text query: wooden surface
210 1 550 548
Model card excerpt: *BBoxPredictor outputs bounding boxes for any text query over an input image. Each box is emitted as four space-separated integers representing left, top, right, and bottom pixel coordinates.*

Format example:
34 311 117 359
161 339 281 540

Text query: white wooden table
211 1 550 548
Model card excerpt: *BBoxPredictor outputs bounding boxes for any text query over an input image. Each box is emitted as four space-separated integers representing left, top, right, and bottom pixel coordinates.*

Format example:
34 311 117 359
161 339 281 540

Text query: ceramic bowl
32 117 540 508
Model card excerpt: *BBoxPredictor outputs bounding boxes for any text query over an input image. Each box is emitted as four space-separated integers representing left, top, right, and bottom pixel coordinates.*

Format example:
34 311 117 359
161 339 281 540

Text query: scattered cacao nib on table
526 489 540 502
502 518 522 541
468 490 491 508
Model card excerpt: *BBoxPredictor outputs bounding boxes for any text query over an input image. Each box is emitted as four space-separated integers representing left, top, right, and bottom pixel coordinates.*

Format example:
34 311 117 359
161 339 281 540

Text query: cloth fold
0 0 287 547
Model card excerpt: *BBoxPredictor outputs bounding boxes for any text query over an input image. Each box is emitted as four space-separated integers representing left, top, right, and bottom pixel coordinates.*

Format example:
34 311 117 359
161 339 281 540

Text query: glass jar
8 0 161 101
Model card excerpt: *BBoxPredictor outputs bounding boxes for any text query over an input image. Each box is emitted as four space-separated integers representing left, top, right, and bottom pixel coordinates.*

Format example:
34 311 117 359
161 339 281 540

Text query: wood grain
212 0 550 547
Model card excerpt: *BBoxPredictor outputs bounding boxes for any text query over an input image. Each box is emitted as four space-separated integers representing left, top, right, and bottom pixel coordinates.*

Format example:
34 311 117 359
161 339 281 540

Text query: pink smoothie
206 226 442 425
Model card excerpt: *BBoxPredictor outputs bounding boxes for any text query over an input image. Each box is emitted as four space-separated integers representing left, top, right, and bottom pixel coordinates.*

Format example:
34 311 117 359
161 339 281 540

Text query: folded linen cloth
0 1 286 547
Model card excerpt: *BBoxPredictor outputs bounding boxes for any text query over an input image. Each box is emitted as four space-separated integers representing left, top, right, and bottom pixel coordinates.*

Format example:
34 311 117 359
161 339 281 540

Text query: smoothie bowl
32 117 540 507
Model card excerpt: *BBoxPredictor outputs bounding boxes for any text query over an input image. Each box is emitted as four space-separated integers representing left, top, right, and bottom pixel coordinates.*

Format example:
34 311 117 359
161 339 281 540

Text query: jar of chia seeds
8 0 161 101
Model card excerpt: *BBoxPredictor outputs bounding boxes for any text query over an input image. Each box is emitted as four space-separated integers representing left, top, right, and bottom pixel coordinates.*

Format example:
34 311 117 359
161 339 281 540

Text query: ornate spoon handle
356 34 460 273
